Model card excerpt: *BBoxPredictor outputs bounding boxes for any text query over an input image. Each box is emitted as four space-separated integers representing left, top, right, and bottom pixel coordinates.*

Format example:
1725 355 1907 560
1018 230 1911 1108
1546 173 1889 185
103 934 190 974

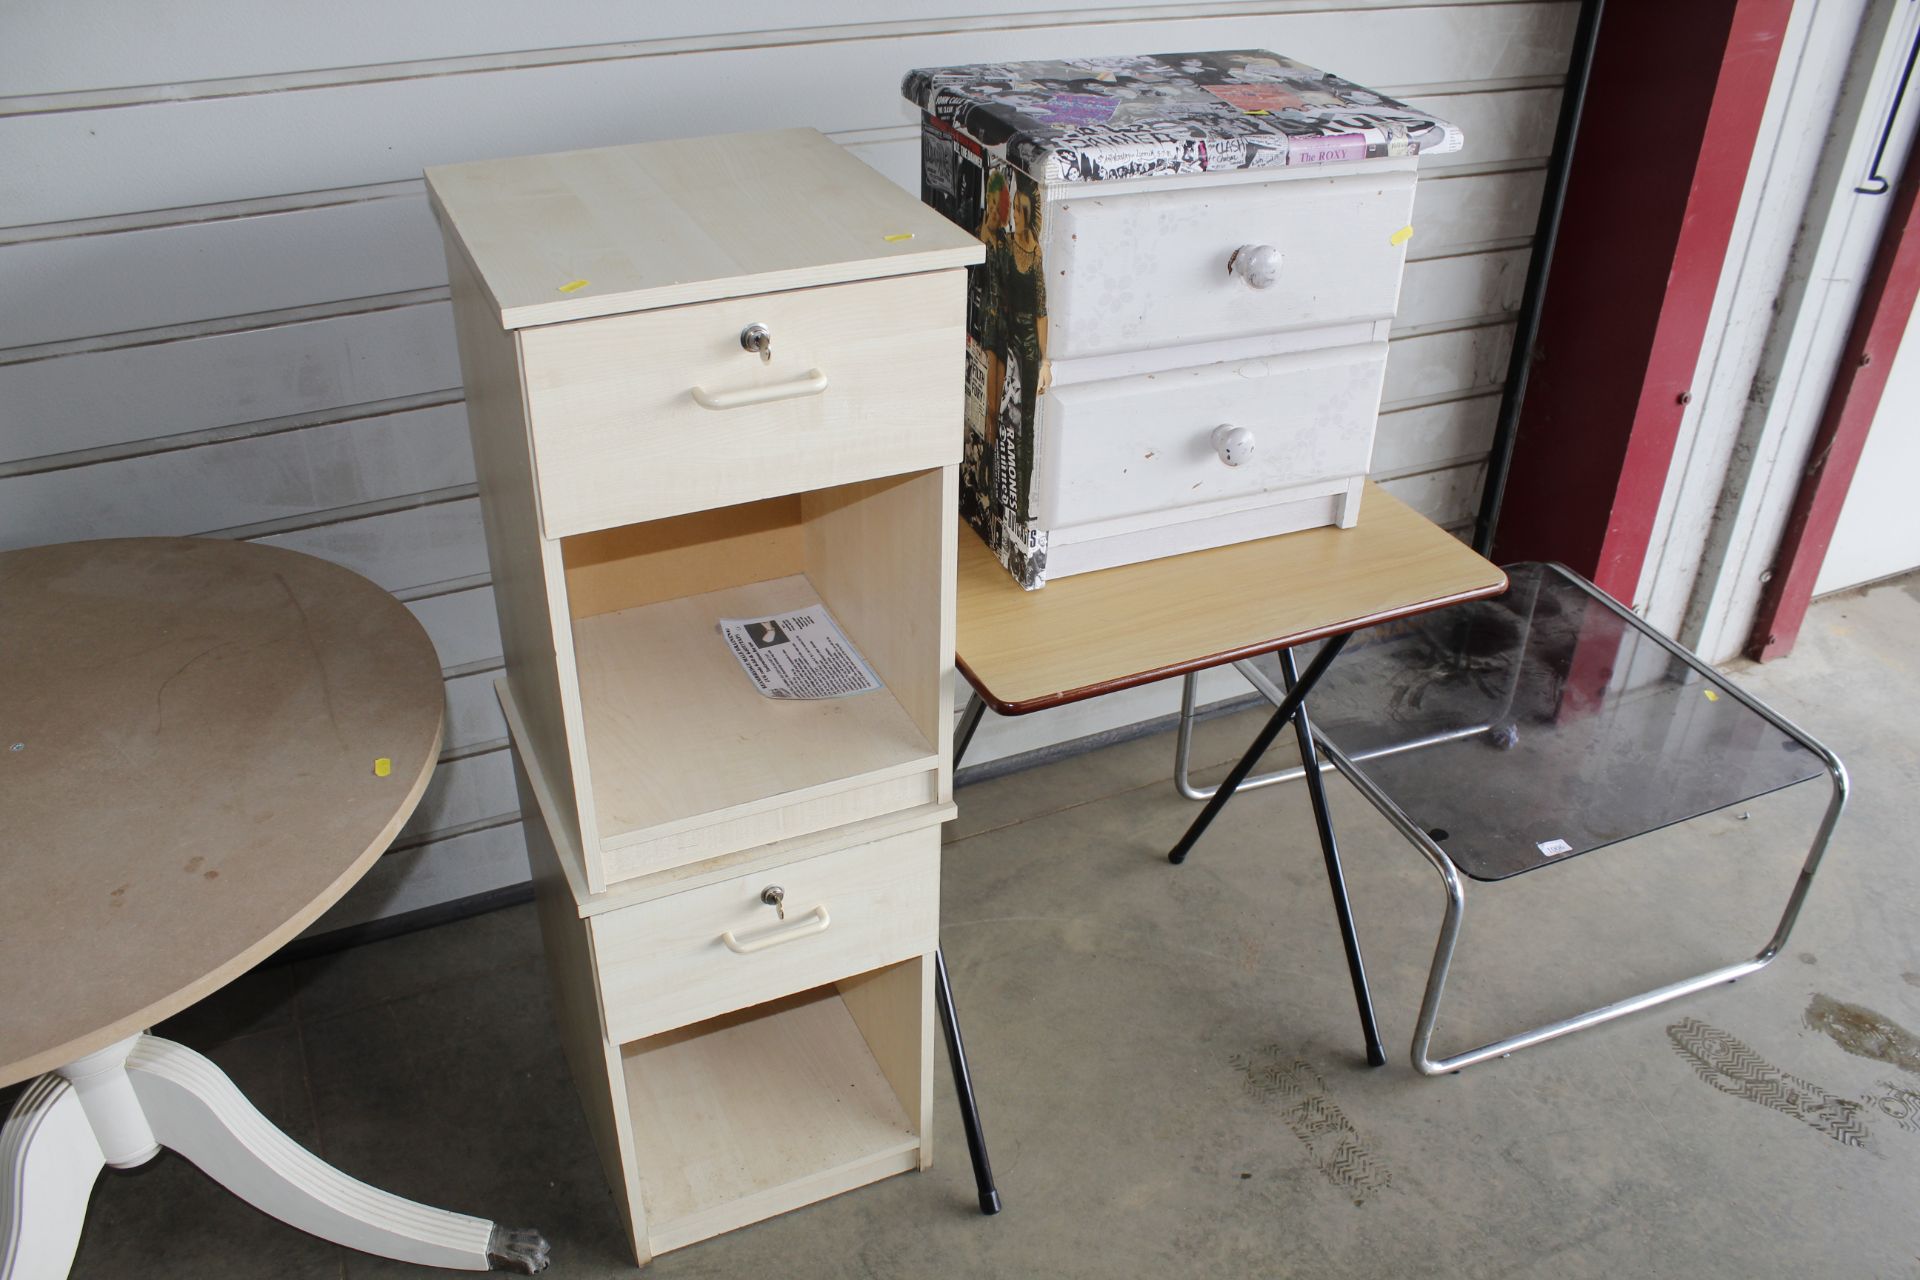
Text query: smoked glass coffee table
1199 562 1848 1074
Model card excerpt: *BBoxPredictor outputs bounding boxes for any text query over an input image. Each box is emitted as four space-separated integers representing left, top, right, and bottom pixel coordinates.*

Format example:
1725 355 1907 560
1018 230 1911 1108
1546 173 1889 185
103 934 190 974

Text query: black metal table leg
1165 634 1385 1065
934 949 1002 1215
940 687 1001 1214
954 691 987 772
1167 632 1350 864
1278 648 1387 1067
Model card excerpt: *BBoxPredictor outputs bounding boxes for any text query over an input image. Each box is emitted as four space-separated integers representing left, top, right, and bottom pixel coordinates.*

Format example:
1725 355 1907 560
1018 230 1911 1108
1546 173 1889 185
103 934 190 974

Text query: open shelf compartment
559 469 955 884
620 957 932 1256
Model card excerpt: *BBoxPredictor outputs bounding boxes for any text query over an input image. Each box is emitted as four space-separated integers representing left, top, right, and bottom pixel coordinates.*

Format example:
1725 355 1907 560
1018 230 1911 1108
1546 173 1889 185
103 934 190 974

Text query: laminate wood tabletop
0 539 443 1087
426 128 982 330
955 481 1508 715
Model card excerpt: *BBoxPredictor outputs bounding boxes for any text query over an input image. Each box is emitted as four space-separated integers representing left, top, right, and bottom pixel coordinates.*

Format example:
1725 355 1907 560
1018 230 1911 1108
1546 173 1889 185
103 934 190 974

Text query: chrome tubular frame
1311 564 1847 1075
1174 662 1495 801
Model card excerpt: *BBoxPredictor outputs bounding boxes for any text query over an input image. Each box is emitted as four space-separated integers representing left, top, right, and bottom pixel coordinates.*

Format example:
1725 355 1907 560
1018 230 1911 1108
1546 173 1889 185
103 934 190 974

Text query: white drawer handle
720 905 831 954
1228 243 1282 290
690 368 829 411
1212 423 1256 467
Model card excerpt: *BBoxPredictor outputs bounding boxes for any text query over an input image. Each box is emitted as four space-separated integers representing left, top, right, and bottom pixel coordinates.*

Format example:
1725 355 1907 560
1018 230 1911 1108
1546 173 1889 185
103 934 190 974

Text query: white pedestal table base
0 1035 549 1278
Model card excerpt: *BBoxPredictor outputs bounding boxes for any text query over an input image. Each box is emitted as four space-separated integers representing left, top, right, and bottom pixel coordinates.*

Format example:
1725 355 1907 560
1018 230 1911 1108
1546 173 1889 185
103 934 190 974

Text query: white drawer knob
1212 424 1255 467
1229 243 1282 289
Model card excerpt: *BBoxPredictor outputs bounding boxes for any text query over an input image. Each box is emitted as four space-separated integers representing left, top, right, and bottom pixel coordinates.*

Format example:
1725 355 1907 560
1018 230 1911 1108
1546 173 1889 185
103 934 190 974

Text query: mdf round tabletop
0 538 443 1087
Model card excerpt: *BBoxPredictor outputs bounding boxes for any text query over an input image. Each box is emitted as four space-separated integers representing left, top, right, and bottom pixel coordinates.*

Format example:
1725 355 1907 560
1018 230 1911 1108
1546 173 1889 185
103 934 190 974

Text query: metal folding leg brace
940 687 1000 1214
1164 635 1388 1067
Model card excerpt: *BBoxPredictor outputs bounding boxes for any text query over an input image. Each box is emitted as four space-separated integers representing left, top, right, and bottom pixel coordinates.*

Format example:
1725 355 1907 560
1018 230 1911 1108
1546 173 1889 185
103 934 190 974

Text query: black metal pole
953 689 988 770
1473 0 1607 558
934 950 1002 1215
938 686 1000 1213
1167 633 1350 865
1279 648 1386 1067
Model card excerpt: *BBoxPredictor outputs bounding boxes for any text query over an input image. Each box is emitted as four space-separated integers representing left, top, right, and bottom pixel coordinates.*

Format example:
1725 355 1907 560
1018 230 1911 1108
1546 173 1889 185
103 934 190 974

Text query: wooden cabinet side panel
512 754 649 1263
444 239 598 874
835 954 935 1170
801 465 958 798
935 466 958 803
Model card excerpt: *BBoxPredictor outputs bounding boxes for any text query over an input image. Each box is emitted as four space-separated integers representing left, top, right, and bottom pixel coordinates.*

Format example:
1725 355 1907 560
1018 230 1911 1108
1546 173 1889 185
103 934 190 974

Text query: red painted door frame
1746 131 1920 661
1490 0 1793 602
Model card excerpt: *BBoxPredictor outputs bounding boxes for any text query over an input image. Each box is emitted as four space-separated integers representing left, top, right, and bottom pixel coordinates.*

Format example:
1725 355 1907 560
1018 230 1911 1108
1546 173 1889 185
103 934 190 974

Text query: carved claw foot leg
1 1076 106 1280
486 1225 552 1273
123 1034 545 1271
1 1033 550 1277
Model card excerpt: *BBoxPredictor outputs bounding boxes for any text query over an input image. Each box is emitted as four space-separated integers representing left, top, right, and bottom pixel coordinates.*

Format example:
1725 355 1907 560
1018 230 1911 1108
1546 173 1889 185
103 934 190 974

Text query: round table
0 538 547 1275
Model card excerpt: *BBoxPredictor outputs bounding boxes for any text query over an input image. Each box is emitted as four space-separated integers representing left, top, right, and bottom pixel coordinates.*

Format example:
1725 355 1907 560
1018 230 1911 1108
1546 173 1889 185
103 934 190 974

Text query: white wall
0 1 1575 932
1816 309 1920 594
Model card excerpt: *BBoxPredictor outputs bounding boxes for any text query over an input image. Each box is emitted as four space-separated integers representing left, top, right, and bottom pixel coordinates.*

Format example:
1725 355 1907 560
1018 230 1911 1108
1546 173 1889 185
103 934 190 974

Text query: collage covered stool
905 51 1462 587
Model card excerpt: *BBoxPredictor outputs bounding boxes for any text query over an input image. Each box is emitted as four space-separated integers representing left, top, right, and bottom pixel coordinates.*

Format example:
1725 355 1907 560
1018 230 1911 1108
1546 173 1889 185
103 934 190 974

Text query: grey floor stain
1230 1046 1392 1203
1667 1017 1871 1147
1806 993 1920 1077
1861 1081 1920 1134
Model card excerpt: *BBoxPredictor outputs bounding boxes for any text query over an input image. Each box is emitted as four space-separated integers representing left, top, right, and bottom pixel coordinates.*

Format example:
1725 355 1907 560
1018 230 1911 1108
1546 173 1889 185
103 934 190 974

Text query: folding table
950 481 1508 1070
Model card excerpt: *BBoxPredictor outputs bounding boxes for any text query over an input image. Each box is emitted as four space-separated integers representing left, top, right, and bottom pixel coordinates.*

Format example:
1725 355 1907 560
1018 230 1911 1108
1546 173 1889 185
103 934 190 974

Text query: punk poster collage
919 114 1052 588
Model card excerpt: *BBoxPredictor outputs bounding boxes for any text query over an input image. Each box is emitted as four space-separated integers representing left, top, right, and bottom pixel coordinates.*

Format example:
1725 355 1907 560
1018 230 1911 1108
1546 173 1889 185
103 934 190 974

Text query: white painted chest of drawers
906 50 1463 587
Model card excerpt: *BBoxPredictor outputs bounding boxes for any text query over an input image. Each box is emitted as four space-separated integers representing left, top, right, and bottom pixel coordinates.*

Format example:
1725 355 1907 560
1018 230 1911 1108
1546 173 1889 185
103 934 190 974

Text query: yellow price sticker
557 279 590 293
373 757 393 777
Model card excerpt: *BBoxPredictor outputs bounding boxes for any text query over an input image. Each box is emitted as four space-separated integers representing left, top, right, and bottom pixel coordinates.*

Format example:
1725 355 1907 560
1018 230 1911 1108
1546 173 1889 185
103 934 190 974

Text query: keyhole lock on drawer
740 323 773 363
760 885 786 920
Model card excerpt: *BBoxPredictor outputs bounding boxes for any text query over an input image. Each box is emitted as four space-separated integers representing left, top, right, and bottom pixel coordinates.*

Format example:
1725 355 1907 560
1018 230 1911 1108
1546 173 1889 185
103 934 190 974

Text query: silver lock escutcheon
740 323 772 364
760 885 786 920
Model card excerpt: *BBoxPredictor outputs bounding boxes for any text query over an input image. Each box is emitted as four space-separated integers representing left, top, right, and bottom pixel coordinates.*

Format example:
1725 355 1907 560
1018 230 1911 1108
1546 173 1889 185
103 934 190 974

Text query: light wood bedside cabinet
425 129 986 1263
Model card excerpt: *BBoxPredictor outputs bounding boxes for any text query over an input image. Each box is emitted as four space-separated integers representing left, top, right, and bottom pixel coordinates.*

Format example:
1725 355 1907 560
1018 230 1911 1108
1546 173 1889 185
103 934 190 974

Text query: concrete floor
47 574 1920 1278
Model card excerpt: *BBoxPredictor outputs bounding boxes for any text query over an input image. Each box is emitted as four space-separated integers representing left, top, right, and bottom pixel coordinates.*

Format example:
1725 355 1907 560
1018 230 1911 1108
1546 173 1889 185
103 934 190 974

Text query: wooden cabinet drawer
1046 170 1415 361
521 271 967 538
591 824 940 1044
1034 343 1385 531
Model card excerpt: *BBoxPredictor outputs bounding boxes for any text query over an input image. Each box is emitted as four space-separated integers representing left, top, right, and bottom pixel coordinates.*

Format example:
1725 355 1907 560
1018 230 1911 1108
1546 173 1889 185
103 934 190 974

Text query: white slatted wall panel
0 1 1574 932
